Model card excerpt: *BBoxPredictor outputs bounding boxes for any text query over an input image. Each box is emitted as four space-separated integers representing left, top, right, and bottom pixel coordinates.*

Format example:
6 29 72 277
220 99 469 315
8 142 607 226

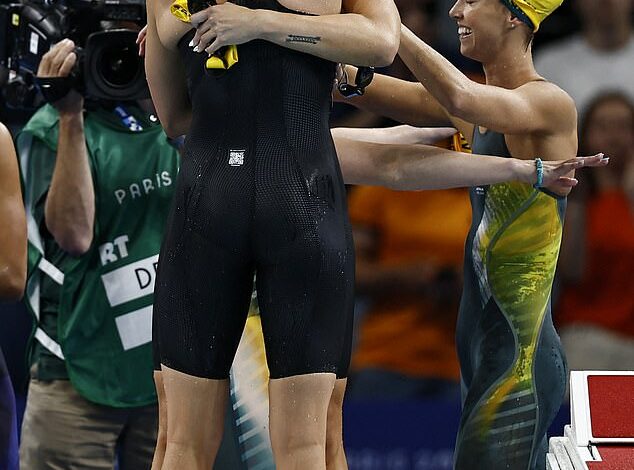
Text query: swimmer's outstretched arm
0 124 26 300
332 130 607 191
145 0 192 137
333 125 456 146
189 0 400 66
398 25 576 137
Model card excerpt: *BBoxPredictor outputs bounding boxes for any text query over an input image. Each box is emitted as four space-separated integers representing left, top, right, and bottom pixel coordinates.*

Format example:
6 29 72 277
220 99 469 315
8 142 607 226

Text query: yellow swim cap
500 0 564 32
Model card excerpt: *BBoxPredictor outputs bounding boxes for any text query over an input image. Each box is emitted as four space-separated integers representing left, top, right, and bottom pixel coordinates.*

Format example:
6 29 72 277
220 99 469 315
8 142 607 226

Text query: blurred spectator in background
0 122 27 470
346 181 470 400
557 92 634 372
389 0 439 81
16 40 179 469
535 0 634 115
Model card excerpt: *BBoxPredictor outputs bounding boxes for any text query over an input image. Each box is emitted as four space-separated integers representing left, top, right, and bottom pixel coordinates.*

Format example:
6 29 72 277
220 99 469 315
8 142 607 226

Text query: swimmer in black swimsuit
144 0 400 468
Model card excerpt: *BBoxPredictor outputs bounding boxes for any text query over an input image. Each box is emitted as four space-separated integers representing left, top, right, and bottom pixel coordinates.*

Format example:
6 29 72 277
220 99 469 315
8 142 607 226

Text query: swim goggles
338 65 375 98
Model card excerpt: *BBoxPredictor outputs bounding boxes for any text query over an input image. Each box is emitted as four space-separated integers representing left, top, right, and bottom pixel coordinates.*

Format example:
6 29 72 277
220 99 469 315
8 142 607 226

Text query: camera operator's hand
37 39 83 115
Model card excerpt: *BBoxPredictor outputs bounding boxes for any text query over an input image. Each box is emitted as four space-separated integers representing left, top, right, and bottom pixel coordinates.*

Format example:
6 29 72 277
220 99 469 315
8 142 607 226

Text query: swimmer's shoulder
520 79 577 132
148 0 192 51
0 123 13 155
0 123 18 180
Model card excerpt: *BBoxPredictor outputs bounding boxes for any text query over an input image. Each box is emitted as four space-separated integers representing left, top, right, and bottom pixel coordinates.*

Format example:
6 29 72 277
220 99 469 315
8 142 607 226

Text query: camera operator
17 36 179 469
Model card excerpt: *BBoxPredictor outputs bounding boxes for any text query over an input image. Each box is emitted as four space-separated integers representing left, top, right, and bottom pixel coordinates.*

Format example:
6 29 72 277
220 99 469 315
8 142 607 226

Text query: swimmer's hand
190 2 258 56
518 154 609 195
136 25 148 57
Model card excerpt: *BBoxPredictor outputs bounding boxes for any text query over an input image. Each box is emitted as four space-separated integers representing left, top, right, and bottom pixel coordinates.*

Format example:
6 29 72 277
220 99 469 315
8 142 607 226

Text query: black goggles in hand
338 66 375 98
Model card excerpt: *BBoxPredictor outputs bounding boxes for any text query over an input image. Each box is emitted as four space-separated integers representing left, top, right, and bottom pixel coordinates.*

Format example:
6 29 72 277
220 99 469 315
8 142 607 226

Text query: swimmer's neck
481 46 540 90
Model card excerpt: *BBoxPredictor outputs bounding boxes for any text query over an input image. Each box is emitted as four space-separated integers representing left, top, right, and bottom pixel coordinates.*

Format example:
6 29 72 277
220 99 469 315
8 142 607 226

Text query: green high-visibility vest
18 104 179 407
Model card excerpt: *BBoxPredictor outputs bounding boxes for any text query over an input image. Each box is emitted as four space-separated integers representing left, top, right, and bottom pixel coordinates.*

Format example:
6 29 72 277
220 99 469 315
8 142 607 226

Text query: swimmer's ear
508 15 525 31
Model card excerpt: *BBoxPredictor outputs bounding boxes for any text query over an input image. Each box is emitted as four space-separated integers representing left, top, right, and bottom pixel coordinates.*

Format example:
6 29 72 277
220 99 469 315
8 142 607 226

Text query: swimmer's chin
457 42 478 62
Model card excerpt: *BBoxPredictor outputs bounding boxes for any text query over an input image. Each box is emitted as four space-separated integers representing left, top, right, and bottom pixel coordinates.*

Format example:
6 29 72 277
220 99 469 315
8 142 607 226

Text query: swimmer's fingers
545 154 610 194
574 153 610 168
551 177 578 196
541 159 583 188
192 2 259 52
545 153 608 179
136 25 148 57
191 24 215 52
190 8 216 50
542 166 572 186
540 153 608 192
555 176 579 187
545 153 605 177
542 175 578 196
196 28 218 53
190 5 214 28
205 37 224 56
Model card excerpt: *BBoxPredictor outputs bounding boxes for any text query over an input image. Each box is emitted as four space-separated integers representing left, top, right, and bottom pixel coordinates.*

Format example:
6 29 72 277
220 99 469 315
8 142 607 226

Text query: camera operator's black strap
35 76 74 104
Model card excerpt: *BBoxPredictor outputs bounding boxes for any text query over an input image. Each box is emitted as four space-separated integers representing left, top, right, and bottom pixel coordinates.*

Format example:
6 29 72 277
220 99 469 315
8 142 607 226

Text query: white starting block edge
549 437 576 470
547 453 562 470
547 433 602 470
564 425 598 467
570 370 634 447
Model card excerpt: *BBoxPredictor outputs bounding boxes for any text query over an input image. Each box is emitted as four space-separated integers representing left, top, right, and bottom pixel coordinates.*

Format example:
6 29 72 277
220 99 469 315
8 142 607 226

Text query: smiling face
449 0 523 63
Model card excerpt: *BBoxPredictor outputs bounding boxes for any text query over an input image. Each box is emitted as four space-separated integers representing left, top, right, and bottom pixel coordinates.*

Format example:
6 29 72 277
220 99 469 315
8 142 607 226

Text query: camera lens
84 29 149 101
98 43 140 88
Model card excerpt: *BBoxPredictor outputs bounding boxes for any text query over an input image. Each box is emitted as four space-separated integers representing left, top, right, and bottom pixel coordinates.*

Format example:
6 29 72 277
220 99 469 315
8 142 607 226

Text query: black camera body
0 0 148 109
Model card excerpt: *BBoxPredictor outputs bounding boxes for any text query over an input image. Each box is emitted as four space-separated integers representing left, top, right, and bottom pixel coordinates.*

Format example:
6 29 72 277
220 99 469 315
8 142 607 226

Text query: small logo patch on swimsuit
228 149 245 167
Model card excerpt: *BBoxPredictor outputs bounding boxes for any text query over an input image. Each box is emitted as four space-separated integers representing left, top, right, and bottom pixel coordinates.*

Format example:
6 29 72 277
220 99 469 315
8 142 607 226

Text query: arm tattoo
286 34 321 45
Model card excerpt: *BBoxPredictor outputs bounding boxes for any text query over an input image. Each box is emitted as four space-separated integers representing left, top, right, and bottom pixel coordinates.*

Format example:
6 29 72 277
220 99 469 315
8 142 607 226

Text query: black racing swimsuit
153 0 355 379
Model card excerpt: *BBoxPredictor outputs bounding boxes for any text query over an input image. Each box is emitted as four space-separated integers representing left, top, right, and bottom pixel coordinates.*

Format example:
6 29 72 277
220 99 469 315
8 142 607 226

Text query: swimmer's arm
398 26 575 136
331 125 456 146
0 124 26 300
332 134 586 190
336 67 454 128
190 0 400 66
145 0 192 138
334 135 523 189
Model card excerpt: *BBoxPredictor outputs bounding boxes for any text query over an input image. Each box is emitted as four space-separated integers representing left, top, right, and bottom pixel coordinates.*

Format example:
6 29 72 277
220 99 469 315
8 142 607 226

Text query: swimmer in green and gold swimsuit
456 127 567 469
331 0 583 468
